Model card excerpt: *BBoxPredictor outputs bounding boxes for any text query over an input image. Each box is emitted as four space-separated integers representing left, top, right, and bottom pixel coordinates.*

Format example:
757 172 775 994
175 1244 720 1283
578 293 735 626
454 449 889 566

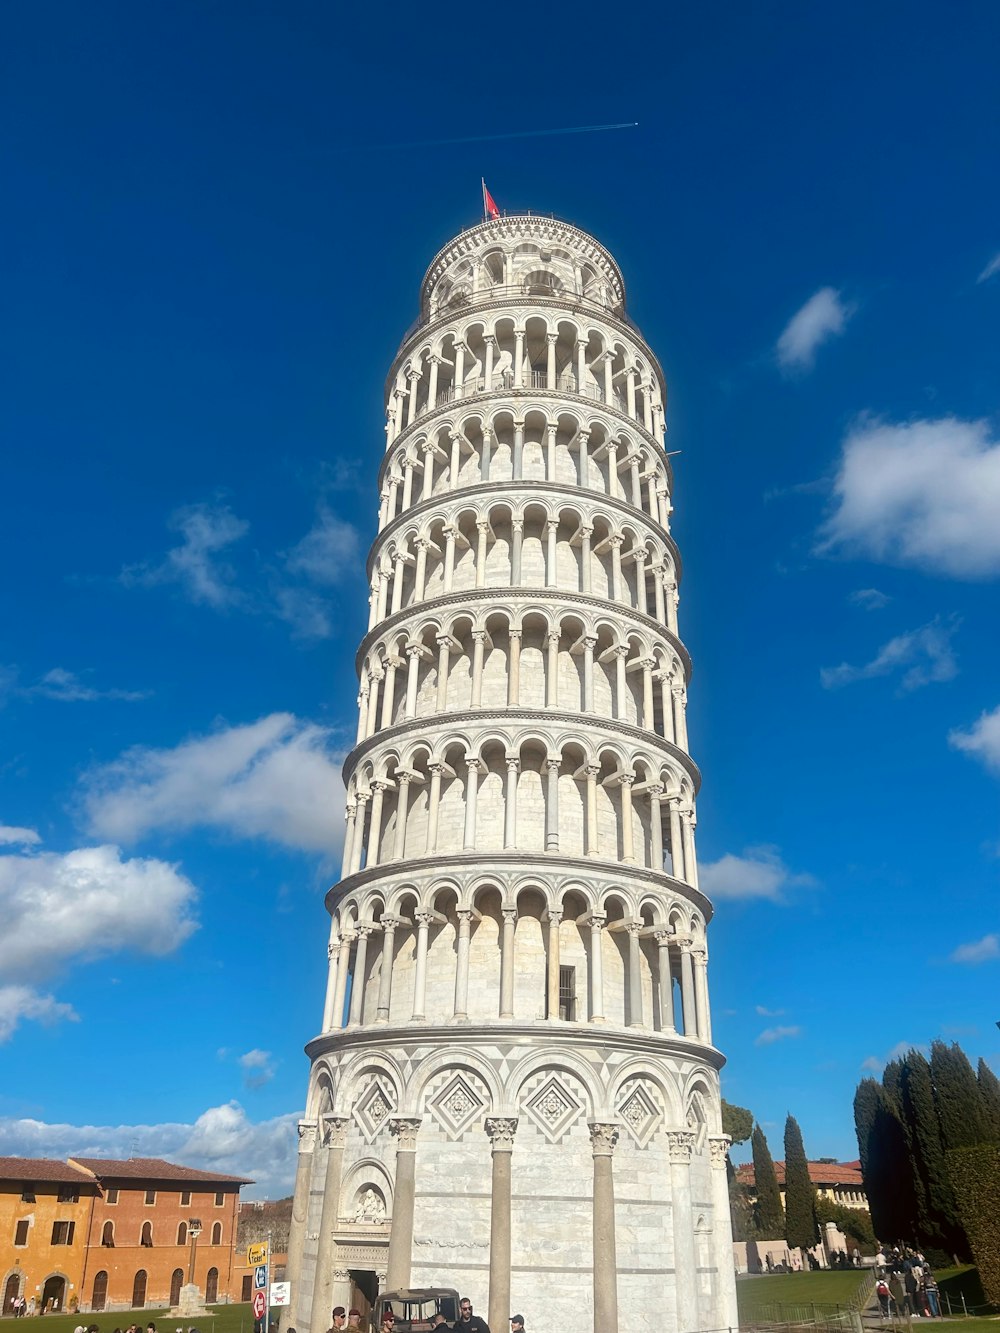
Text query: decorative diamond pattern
617 1082 661 1147
524 1075 582 1143
430 1072 486 1140
355 1077 395 1142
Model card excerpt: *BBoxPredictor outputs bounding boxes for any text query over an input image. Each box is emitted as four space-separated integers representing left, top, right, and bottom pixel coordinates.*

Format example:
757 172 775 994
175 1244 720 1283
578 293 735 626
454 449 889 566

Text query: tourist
875 1279 891 1319
454 1299 489 1333
923 1274 941 1318
509 1316 526 1333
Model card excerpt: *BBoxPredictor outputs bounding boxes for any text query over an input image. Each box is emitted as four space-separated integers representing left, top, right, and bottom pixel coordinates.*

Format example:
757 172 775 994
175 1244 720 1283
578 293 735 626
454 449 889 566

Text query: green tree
814 1197 876 1251
783 1114 818 1249
751 1123 785 1238
931 1040 990 1151
729 1173 755 1242
722 1100 754 1147
977 1058 1000 1143
900 1050 960 1248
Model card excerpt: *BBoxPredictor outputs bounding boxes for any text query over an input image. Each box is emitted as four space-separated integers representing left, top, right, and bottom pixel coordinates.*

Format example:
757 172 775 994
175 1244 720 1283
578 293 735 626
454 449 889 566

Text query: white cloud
238 1049 276 1089
755 1005 785 1017
272 586 334 642
699 846 815 902
820 619 958 692
950 705 1000 774
818 415 1000 577
776 287 854 371
949 933 1000 965
29 667 148 703
284 507 360 586
978 253 1000 284
0 826 41 846
861 1040 924 1072
81 713 345 856
0 839 198 1040
0 1102 299 1199
121 502 250 609
849 588 890 611
755 1025 802 1046
0 987 78 1043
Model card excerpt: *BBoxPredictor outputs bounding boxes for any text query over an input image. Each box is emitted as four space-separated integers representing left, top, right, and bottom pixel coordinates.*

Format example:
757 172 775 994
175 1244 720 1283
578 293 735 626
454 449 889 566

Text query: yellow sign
247 1243 269 1268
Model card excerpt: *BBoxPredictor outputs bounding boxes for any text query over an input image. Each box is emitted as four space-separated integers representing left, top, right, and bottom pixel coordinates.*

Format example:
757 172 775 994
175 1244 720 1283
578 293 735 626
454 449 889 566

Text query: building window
144 1189 156 1206
211 1222 222 1245
559 965 577 1021
205 1267 219 1304
170 1270 183 1307
92 1271 108 1312
214 1191 224 1207
20 1186 35 1203
106 1188 119 1205
177 1222 188 1246
57 1186 79 1203
14 1219 29 1246
101 1220 115 1247
140 1221 153 1247
131 1270 147 1309
180 1190 191 1207
51 1220 75 1245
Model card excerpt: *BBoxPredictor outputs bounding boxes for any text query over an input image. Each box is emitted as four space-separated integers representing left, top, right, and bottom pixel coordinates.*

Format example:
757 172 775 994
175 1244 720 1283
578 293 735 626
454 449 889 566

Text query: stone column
667 1130 698 1333
454 343 466 400
576 337 587 394
545 758 561 852
332 932 353 1028
481 428 493 482
513 330 525 388
668 797 685 880
411 911 431 1020
380 658 398 729
499 909 517 1019
588 915 606 1022
589 1123 620 1333
512 419 524 479
653 565 666 623
404 644 423 719
619 772 636 864
426 358 440 416
376 916 399 1022
578 430 591 488
321 929 340 1032
443 526 456 591
582 636 596 711
390 554 405 615
483 335 495 392
486 1117 518 1333
507 630 521 706
434 636 451 712
614 646 629 720
626 921 643 1027
546 425 558 483
386 1118 422 1290
546 332 558 389
546 908 562 1019
585 765 600 856
693 947 711 1043
673 684 688 750
667 579 680 636
607 443 620 501
635 552 648 614
545 519 559 586
349 792 368 874
610 534 624 600
475 520 490 586
310 1115 350 1333
348 925 372 1025
284 1118 317 1333
680 944 697 1038
580 525 593 594
471 630 488 706
654 930 676 1032
649 785 664 870
453 908 473 1019
511 519 523 585
366 782 387 869
709 1136 739 1330
640 659 655 729
413 538 429 601
656 671 675 743
392 774 410 860
682 808 699 890
425 762 443 852
406 373 419 429
626 368 637 419
546 629 560 705
463 758 481 850
503 758 519 849
603 356 614 406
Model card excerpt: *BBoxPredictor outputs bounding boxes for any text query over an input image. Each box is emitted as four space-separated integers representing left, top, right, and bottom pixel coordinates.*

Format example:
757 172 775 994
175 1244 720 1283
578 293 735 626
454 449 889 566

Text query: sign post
247 1236 272 1333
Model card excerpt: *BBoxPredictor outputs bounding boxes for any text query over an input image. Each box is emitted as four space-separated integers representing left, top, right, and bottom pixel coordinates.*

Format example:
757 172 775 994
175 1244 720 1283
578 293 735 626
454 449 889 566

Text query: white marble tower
285 215 737 1333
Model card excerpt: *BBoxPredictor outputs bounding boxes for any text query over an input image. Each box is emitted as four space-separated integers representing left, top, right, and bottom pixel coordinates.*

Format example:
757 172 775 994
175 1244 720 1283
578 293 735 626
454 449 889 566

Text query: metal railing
400 282 650 344
417 372 629 416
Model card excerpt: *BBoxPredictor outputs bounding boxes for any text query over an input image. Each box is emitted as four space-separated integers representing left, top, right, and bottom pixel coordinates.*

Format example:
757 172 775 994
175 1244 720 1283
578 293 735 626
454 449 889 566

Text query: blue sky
2 1 999 1194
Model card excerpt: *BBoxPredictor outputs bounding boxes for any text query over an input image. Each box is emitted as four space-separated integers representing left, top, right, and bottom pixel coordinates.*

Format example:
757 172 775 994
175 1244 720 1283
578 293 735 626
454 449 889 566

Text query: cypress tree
751 1123 785 1238
855 1077 916 1241
784 1114 818 1250
900 1050 961 1249
931 1040 990 1150
977 1058 1000 1143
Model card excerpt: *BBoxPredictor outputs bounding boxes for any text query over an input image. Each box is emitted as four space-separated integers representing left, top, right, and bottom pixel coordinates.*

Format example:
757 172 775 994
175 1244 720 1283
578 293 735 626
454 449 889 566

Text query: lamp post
187 1219 203 1287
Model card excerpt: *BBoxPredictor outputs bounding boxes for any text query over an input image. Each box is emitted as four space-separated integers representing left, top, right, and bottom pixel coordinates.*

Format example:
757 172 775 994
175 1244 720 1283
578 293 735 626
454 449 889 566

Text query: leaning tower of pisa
285 216 737 1333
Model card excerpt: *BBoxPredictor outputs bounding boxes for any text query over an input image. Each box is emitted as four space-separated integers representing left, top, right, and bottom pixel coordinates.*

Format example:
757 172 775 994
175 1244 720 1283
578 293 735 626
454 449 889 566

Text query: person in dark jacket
454 1299 489 1333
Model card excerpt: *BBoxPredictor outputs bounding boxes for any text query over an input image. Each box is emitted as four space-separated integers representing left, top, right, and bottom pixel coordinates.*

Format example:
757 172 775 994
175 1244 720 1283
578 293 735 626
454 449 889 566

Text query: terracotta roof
736 1160 865 1188
69 1157 252 1185
0 1157 98 1185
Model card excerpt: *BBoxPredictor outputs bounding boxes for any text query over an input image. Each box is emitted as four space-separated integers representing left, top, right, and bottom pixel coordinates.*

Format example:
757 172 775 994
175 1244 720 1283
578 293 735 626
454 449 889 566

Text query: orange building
0 1157 97 1315
1 1157 252 1315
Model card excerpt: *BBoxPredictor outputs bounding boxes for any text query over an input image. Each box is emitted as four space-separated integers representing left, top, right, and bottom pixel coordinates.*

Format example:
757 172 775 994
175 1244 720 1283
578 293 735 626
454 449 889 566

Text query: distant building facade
735 1158 868 1211
1 1156 251 1314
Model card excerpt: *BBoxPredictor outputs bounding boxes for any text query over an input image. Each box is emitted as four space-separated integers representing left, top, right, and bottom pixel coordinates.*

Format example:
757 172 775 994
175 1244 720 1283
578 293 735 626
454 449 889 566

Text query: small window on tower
559 965 577 1021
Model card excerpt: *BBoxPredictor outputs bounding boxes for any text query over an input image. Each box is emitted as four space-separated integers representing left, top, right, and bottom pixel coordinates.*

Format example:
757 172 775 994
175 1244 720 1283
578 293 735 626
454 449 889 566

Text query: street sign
270 1284 290 1307
252 1291 267 1320
254 1266 267 1290
247 1242 269 1267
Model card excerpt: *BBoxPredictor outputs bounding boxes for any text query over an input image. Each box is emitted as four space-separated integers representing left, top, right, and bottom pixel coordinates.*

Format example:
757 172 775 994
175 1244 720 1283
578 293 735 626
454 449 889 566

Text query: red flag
482 180 500 219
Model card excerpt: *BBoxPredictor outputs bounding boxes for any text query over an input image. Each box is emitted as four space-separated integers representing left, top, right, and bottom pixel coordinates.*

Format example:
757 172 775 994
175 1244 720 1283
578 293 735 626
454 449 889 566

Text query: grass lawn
737 1269 869 1314
0 1307 263 1333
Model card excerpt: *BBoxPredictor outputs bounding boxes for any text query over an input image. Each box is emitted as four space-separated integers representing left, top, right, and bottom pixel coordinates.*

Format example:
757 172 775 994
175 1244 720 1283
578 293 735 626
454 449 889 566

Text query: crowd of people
325 1298 518 1333
875 1248 942 1319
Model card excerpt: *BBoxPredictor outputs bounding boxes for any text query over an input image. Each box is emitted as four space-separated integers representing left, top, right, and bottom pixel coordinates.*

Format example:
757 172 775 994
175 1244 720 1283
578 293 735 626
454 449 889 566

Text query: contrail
330 121 639 154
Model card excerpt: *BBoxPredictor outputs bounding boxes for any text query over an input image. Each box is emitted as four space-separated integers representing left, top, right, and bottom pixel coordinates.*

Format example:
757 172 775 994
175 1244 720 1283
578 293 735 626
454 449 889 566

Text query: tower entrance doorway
350 1272 377 1324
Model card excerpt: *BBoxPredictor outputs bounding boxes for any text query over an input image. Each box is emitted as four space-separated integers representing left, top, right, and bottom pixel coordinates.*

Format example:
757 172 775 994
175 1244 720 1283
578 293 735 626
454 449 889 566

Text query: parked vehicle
373 1288 460 1333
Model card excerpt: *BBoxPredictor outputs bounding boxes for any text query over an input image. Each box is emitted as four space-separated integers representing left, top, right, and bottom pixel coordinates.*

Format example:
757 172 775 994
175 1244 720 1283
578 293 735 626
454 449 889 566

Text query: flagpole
481 177 487 223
